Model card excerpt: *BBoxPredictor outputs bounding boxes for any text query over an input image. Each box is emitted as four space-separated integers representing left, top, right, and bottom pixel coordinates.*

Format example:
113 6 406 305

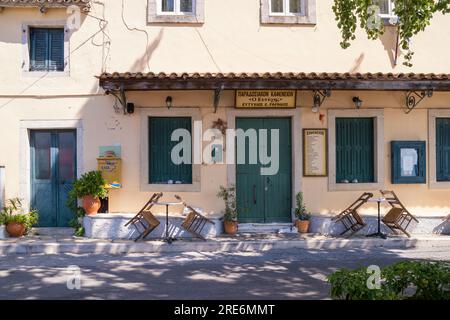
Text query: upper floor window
29 27 65 72
148 0 204 24
158 0 194 15
270 0 305 16
261 0 316 25
376 0 396 19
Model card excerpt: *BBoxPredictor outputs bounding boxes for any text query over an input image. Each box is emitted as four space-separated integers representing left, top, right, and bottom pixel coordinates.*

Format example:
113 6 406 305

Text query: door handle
253 185 256 204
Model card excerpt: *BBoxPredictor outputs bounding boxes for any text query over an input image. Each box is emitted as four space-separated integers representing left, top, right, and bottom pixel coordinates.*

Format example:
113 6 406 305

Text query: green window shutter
30 28 64 72
149 117 192 184
436 118 450 181
48 28 65 71
336 118 374 183
30 28 49 71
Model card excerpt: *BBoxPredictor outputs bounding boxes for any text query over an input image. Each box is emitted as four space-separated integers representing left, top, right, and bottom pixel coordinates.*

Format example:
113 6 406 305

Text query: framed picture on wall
391 141 426 184
303 129 328 177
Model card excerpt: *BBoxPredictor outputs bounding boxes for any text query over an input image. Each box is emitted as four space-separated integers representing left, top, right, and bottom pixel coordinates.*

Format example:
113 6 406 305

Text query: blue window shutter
336 118 374 183
436 118 450 181
48 28 65 71
30 28 64 72
30 28 49 71
149 117 192 184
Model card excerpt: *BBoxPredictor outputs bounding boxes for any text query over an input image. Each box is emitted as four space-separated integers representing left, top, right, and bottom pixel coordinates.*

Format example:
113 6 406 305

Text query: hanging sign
303 129 328 177
236 90 296 108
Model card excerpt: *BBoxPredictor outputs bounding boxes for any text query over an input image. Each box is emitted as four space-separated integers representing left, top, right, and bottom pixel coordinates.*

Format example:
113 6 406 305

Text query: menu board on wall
303 129 328 177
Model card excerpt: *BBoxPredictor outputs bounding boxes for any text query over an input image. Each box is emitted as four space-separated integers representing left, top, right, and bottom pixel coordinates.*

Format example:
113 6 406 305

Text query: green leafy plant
1 198 39 234
328 260 450 300
217 185 237 222
69 171 108 200
332 0 450 67
295 192 311 221
67 171 107 237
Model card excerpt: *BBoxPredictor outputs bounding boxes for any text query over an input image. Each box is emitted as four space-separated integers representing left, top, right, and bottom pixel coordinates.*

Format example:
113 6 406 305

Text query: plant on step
217 185 237 222
328 260 450 300
1 198 39 237
294 192 311 221
67 171 108 236
217 185 239 235
68 170 108 217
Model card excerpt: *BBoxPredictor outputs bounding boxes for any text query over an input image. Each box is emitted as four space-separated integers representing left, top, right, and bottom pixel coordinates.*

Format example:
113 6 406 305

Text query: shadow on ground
0 245 446 300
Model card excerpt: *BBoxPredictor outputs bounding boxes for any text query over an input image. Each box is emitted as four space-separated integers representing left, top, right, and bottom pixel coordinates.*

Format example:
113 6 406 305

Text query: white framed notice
303 129 328 177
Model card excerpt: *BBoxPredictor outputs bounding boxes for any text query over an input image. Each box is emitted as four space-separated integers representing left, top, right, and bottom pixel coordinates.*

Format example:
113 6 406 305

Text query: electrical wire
121 0 151 72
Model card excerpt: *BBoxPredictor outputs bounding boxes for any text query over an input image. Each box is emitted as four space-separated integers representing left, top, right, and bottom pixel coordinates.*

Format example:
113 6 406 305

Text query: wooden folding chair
332 192 373 237
175 195 215 240
379 190 419 237
125 192 163 241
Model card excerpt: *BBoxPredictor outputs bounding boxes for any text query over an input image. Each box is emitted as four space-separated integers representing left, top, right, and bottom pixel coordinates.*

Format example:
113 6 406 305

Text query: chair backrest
379 190 408 212
346 192 373 212
140 192 163 214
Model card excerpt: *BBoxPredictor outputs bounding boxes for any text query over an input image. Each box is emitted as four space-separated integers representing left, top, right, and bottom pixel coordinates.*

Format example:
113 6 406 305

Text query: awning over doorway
98 72 450 92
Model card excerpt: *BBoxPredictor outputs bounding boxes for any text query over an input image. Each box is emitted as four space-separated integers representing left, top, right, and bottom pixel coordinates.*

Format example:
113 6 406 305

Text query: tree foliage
332 0 450 66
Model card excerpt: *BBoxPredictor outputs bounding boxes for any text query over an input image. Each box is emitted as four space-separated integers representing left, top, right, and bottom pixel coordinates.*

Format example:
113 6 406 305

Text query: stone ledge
84 214 223 240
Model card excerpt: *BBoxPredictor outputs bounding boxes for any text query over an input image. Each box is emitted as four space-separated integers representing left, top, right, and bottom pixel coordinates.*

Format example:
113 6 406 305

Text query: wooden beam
99 78 450 92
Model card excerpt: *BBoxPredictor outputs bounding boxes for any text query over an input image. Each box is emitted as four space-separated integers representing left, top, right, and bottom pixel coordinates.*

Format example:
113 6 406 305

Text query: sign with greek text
236 90 296 108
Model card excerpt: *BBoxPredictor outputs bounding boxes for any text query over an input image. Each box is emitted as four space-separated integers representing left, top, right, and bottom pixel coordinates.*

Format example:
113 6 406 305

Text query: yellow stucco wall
1 1 450 218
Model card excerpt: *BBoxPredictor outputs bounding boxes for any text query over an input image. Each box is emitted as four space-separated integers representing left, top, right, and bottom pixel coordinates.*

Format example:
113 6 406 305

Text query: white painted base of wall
84 214 223 240
0 226 6 239
310 215 450 236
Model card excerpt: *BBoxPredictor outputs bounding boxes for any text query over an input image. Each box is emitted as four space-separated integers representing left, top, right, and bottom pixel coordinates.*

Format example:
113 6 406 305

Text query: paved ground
0 246 449 300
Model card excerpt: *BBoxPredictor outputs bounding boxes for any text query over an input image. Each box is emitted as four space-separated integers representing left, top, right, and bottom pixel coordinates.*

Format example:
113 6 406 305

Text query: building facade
1 0 450 232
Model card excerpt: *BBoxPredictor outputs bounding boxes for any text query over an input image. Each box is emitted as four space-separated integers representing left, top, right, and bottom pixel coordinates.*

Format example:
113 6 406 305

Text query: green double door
236 118 292 223
30 130 76 227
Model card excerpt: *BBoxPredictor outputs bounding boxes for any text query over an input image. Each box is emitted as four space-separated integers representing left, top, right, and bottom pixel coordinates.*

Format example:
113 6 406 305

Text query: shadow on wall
379 26 400 68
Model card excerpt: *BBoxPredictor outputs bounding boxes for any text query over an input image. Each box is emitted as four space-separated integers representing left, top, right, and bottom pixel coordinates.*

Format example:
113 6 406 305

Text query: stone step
32 228 74 237
238 223 296 234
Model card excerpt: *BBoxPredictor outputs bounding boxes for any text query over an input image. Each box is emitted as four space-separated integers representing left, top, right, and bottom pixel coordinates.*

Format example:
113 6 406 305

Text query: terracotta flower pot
6 222 26 238
82 195 101 216
296 220 310 234
224 221 238 235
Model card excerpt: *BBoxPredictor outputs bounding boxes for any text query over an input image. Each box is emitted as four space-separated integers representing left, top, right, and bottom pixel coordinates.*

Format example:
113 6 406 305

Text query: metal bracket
405 90 433 114
213 85 224 113
106 84 128 115
313 89 331 108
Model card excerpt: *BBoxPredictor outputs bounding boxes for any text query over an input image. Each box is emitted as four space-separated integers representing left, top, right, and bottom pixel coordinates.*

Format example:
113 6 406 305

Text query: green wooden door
31 130 76 227
236 118 292 223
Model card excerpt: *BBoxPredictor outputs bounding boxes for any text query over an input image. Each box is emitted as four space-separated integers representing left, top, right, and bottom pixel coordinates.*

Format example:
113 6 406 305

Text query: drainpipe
0 166 4 208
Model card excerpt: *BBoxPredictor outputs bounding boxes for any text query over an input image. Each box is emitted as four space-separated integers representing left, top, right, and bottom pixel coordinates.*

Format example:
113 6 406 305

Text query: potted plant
294 192 311 233
217 185 238 235
69 171 108 216
1 198 39 238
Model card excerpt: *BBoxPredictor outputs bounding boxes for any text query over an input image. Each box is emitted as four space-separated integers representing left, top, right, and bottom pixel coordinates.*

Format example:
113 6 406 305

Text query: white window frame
378 0 396 19
328 109 385 192
21 20 71 77
140 108 201 192
157 0 195 16
269 0 306 17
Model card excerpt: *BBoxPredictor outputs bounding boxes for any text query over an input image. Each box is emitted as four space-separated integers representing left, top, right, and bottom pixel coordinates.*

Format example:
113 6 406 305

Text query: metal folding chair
175 195 215 240
380 190 419 237
332 192 373 237
125 192 163 241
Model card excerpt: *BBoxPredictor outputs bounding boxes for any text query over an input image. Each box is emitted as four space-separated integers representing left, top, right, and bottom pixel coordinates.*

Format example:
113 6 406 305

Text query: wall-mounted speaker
126 102 135 114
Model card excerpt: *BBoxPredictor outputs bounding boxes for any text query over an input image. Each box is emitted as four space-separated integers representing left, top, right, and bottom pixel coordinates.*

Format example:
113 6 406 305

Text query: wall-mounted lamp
166 96 173 109
39 6 48 13
312 89 331 113
352 96 363 109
